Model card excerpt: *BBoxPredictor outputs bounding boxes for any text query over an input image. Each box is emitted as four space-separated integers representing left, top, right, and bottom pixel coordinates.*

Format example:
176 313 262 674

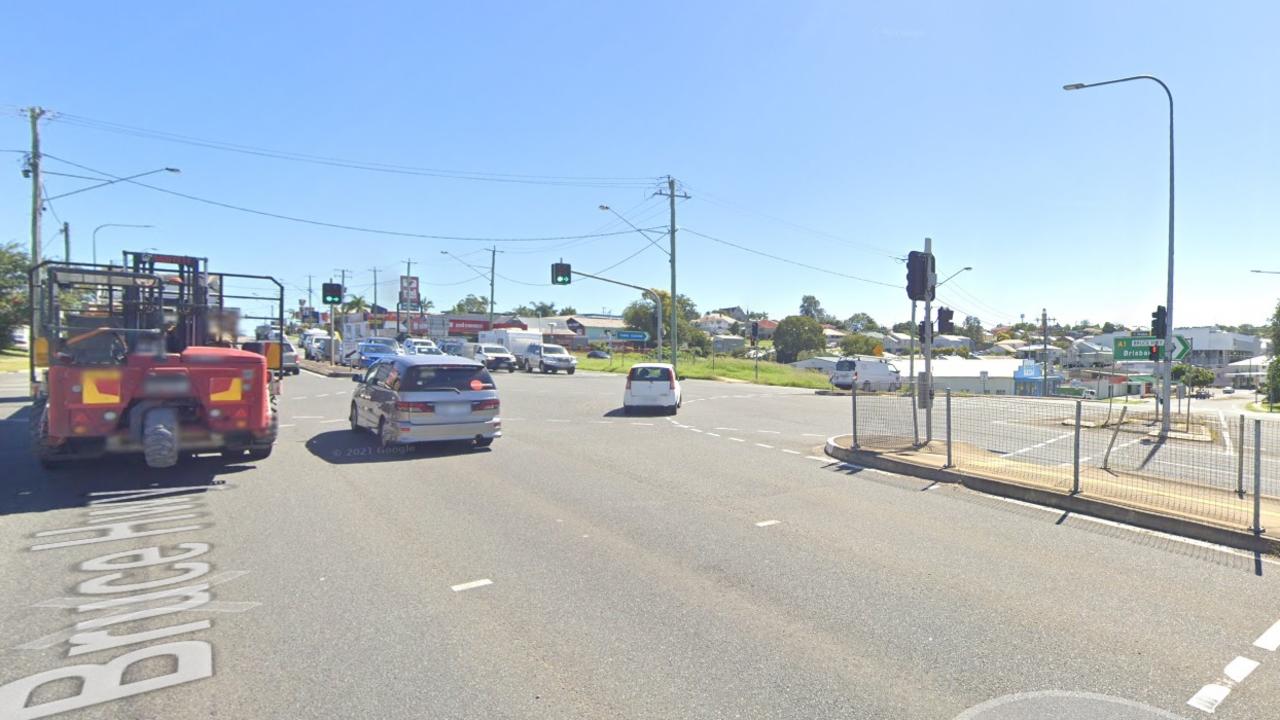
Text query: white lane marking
1000 431 1075 458
1223 656 1260 683
593 420 614 424
728 437 746 443
801 433 825 438
1187 684 1231 713
756 430 781 434
706 432 721 437
781 449 802 455
278 423 297 428
754 443 774 449
689 428 703 433
630 422 654 426
319 419 345 424
293 396 309 400
714 427 740 431
1254 620 1280 652
754 520 781 527
547 419 570 423
806 455 829 462
294 415 324 419
300 368 331 378
315 393 331 397
451 579 493 592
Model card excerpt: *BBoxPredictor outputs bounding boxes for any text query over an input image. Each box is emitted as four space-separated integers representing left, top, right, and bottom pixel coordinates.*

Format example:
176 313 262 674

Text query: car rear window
836 360 856 371
401 365 496 392
629 366 672 381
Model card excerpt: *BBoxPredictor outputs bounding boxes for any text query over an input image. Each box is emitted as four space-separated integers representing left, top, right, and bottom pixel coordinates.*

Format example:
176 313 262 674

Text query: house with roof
713 306 749 323
694 313 735 335
755 318 778 340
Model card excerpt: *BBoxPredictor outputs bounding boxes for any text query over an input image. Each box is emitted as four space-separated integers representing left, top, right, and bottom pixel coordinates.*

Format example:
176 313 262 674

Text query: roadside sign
615 330 649 341
1113 335 1191 361
399 275 420 305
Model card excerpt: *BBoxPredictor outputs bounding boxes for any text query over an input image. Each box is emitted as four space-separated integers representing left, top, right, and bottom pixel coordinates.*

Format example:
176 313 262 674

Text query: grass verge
1247 402 1280 413
0 347 28 373
575 353 832 389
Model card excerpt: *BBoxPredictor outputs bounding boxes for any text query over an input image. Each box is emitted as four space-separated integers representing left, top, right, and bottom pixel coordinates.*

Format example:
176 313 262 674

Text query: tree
1101 321 1117 334
1266 357 1280 406
686 327 712 355
745 309 769 320
727 321 743 336
773 315 824 363
1172 363 1215 390
798 295 838 325
560 305 577 315
342 295 370 314
1269 300 1280 359
962 315 984 345
621 291 700 349
838 333 882 356
448 294 490 314
891 321 915 336
932 346 971 358
0 242 31 350
844 312 880 333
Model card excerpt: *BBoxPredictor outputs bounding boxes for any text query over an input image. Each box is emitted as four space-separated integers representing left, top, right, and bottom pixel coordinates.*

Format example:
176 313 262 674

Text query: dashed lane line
451 579 493 592
755 443 774 449
319 419 345 424
706 432 721 438
1254 620 1280 652
781 449 802 455
754 520 781 527
756 430 781 435
728 437 746 443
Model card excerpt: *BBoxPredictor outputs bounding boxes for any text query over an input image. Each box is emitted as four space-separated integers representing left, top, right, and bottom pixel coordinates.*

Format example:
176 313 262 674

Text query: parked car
472 343 517 372
623 363 682 415
439 339 467 357
349 355 500 448
1224 386 1236 394
830 357 901 391
520 343 577 374
281 339 300 375
587 349 612 359
355 341 399 368
363 337 402 355
1192 389 1213 400
302 333 331 360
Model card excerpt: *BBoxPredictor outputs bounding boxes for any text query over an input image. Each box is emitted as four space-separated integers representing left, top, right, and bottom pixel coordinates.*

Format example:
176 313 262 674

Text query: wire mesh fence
852 387 1279 535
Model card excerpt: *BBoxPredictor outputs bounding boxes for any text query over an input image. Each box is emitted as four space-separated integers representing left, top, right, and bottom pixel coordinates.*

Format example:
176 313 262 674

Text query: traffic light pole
923 237 934 445
568 270 662 354
909 300 919 446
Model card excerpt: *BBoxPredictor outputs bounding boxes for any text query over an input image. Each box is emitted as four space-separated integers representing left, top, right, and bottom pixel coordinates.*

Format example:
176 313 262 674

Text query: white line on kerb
755 520 781 527
451 579 493 592
1254 619 1280 652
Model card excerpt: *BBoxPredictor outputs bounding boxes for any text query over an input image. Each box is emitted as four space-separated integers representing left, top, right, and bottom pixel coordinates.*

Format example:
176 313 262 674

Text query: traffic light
750 321 759 347
321 282 343 305
551 262 572 285
1149 344 1160 361
937 307 955 335
1151 305 1168 339
918 320 932 343
906 251 935 302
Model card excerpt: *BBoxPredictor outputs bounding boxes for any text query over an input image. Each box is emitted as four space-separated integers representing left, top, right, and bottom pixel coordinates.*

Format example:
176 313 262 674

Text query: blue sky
3 1 1277 330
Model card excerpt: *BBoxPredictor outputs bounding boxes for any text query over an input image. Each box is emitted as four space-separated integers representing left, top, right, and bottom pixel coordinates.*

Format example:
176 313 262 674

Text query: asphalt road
1 368 1279 719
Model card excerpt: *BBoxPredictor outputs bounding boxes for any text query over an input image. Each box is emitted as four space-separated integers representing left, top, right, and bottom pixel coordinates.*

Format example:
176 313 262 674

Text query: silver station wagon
349 355 501 448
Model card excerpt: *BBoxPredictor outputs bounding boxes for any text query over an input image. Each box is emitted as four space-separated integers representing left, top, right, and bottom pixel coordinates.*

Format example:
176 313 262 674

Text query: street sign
615 330 649 342
399 275 420 305
1113 335 1191 361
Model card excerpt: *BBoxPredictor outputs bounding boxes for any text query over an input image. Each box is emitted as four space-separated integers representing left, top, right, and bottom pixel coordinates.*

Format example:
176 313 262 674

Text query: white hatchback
623 363 682 415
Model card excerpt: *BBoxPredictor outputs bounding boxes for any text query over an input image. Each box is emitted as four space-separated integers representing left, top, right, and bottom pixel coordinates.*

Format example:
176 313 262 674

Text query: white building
694 313 734 335
932 334 973 351
928 358 1022 395
1066 339 1114 367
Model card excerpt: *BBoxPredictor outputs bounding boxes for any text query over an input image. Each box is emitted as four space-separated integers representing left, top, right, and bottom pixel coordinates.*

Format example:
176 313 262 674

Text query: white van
831 357 901 392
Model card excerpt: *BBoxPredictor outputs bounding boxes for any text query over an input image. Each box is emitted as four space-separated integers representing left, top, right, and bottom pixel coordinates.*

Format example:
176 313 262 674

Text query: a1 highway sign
1114 335 1191 361
615 330 649 341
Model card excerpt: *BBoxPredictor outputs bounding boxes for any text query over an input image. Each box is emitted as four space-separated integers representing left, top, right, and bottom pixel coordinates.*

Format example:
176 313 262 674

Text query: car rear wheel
349 403 361 432
474 437 494 449
377 417 394 448
567 368 575 375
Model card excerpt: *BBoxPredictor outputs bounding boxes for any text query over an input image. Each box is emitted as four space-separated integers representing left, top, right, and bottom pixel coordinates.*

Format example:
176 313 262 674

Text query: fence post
1237 414 1246 497
851 380 858 449
1253 419 1264 535
944 388 953 468
1072 400 1082 494
1102 406 1128 470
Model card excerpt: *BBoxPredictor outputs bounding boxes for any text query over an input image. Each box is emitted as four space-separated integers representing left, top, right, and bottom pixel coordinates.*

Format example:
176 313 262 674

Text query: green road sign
1113 335 1191 361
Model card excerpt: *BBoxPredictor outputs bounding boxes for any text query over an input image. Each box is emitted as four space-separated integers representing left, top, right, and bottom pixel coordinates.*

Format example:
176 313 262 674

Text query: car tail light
669 376 675 390
396 401 434 413
625 377 632 390
471 399 500 412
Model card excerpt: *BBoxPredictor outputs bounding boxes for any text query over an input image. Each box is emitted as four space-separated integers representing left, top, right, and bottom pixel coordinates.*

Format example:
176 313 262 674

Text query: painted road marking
706 432 721 437
1223 656 1259 683
1254 620 1280 652
294 415 324 420
689 428 703 433
630 422 654 426
801 433 825 438
806 455 829 462
781 449 802 455
1001 431 1075 458
1187 684 1230 713
754 520 781 527
316 393 331 397
715 427 740 431
293 396 309 400
756 430 781 434
278 424 297 429
451 579 493 592
728 437 745 443
319 419 345 424
755 443 774 449
547 419 570 423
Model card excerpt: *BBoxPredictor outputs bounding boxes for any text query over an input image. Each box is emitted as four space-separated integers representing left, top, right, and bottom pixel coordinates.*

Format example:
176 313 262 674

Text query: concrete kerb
298 359 357 378
824 434 1280 556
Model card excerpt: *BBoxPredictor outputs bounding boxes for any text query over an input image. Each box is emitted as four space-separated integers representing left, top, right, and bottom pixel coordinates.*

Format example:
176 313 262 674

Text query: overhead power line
40 153 664 243
681 227 900 289
49 112 660 188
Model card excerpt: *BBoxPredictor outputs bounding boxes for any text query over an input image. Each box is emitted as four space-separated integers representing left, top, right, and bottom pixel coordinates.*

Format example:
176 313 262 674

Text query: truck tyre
247 397 279 460
143 407 180 469
30 398 62 468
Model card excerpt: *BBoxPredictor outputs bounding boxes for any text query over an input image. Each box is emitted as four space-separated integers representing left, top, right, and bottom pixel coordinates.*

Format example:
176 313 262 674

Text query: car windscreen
836 360 855 371
359 344 389 354
629 366 672 382
401 365 496 392
543 345 567 355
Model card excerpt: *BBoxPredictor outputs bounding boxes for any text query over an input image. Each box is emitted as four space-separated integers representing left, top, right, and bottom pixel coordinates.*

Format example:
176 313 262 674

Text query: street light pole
1065 75 1175 435
92 224 155 266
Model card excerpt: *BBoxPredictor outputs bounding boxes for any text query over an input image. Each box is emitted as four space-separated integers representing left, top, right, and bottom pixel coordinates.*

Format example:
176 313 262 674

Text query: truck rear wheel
143 407 180 469
30 398 63 469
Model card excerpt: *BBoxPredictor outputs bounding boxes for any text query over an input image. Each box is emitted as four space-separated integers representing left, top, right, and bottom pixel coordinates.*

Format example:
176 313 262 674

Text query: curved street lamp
1064 75 1175 435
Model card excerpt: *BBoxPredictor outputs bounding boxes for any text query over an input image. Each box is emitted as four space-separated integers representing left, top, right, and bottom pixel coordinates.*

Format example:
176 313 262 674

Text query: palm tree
342 295 370 314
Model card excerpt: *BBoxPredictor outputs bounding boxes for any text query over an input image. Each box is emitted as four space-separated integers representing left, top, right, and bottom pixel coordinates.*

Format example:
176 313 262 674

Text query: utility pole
369 267 379 311
654 176 690 373
62 222 70 262
402 259 415 335
487 246 504 329
28 107 46 342
923 237 935 444
306 275 314 309
1041 309 1049 397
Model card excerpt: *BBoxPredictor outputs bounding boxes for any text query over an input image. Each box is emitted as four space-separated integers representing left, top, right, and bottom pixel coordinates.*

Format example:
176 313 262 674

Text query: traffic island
825 434 1280 555
297 358 357 378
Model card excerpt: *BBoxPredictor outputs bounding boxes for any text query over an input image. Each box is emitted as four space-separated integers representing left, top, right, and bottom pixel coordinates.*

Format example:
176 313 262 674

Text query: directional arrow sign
615 330 649 341
1113 335 1191 361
